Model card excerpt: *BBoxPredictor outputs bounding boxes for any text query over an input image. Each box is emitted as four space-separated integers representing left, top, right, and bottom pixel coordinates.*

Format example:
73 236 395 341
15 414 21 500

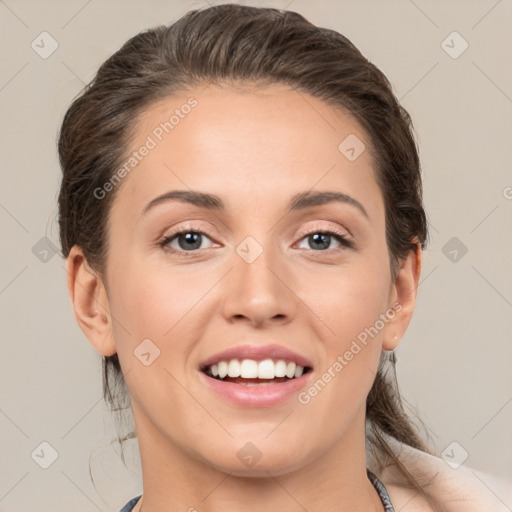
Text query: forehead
110 83 383 223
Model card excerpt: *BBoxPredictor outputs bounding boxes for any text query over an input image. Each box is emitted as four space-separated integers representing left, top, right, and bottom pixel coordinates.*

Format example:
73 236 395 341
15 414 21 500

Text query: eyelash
158 225 353 257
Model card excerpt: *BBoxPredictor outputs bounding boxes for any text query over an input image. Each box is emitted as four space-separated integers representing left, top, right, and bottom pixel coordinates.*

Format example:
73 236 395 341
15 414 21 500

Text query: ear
382 242 422 351
66 245 117 357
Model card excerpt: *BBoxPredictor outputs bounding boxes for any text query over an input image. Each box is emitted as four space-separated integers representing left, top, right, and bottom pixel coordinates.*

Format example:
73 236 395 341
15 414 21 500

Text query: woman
57 4 511 511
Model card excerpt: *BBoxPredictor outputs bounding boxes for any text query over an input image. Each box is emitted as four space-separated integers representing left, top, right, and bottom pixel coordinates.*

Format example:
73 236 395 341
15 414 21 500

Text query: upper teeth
207 359 305 379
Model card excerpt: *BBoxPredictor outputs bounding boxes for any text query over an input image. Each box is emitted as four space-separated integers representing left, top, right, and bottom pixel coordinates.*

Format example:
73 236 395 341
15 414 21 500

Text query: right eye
159 226 217 256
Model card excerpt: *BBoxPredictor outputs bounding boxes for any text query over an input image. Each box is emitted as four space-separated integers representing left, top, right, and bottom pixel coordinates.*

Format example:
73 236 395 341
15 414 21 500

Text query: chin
198 444 309 478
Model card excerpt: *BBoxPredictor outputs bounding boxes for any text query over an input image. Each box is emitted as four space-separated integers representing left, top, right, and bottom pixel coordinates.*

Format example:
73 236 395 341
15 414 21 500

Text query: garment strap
367 469 395 511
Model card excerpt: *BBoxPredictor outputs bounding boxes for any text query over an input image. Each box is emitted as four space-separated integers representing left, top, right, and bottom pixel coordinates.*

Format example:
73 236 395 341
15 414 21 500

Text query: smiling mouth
202 365 313 385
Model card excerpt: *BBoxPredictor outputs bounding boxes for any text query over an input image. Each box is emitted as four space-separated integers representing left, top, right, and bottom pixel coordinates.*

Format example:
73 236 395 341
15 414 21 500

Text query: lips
197 343 314 406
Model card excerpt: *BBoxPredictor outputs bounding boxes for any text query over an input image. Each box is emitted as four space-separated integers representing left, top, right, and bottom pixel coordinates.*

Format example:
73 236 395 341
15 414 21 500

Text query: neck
131 404 384 512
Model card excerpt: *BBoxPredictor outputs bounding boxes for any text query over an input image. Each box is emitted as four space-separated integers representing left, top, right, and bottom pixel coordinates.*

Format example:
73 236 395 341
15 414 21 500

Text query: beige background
1 0 511 511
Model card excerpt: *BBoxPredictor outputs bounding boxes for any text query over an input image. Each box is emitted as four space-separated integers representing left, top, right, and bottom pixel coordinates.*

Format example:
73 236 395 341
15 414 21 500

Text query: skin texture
67 83 421 512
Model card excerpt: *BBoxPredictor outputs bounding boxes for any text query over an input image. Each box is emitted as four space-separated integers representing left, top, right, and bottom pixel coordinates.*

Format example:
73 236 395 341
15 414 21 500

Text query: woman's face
71 83 419 477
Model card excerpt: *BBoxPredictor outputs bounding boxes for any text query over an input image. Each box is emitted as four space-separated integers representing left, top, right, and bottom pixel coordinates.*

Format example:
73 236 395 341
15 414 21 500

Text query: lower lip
198 370 314 407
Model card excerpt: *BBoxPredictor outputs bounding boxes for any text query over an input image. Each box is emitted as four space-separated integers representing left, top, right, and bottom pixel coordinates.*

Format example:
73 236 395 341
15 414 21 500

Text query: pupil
179 232 201 250
310 233 330 250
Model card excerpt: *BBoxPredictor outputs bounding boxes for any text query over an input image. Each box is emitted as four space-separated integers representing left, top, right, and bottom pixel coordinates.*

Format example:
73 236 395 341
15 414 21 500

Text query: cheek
306 254 391 343
300 264 390 421
111 262 207 337
337 274 389 338
303 253 391 407
107 254 226 384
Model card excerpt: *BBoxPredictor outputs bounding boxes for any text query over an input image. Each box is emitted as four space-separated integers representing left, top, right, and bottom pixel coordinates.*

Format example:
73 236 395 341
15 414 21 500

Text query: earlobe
66 245 117 357
382 243 422 351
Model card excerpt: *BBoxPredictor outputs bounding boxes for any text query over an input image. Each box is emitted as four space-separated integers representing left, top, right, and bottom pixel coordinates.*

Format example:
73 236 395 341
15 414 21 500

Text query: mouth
198 344 315 405
200 359 313 386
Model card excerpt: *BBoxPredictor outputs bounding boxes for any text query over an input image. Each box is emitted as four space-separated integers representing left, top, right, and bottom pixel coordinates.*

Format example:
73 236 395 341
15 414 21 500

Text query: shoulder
373 438 512 512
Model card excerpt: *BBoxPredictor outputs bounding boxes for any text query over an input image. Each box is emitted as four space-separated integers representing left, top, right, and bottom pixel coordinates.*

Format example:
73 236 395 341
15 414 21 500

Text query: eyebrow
141 189 369 219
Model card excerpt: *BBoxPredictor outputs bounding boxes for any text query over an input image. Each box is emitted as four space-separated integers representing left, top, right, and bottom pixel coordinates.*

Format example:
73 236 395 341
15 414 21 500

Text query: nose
221 239 297 328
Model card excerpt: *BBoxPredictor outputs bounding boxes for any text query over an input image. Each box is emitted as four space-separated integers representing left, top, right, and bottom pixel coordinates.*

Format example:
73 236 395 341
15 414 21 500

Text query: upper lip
200 343 313 370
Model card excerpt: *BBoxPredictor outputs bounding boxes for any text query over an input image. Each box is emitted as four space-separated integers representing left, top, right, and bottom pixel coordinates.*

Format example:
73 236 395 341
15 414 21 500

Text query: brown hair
58 2 436 503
